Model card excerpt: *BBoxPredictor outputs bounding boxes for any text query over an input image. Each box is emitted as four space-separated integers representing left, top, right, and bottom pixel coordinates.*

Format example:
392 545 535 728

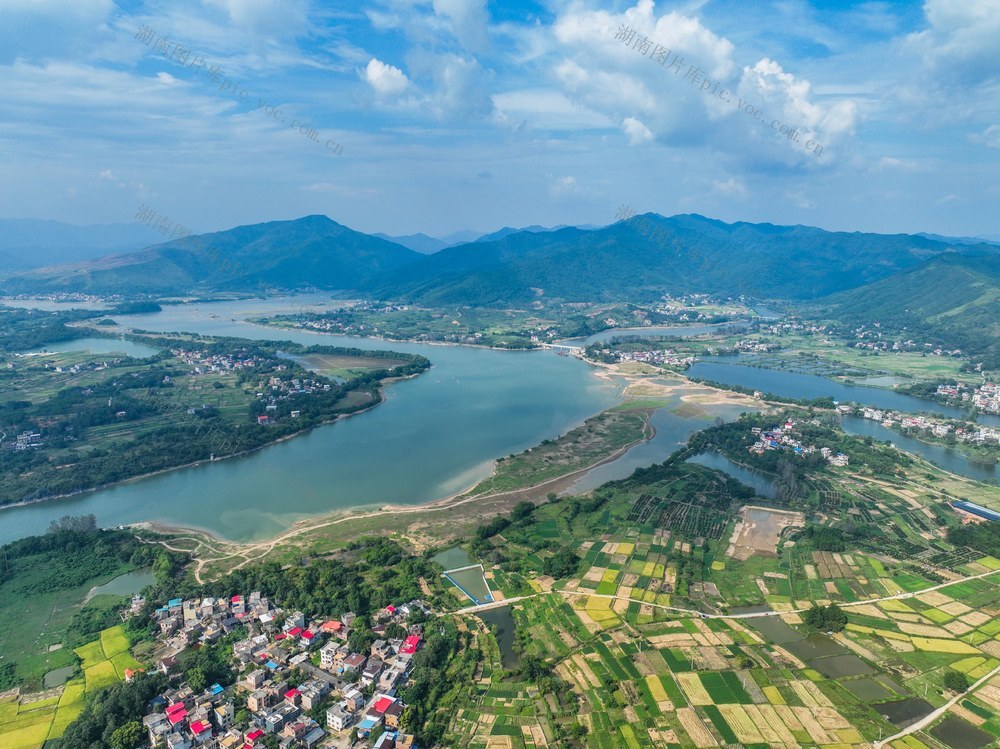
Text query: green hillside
1 215 420 295
362 213 988 304
819 252 1000 367
4 213 995 304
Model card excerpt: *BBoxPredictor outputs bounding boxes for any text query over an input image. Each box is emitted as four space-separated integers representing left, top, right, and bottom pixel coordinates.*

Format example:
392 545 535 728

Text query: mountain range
2 214 997 309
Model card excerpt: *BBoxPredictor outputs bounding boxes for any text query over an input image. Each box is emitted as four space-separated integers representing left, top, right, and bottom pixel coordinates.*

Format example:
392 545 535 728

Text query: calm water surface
0 296 622 544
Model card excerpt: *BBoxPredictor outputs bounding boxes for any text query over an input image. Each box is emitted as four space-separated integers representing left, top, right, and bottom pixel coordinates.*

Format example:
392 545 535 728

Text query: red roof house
373 697 394 714
401 635 421 654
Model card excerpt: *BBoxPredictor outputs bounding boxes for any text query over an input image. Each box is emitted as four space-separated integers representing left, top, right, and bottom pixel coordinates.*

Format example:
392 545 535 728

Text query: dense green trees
947 522 1000 557
943 671 969 692
802 603 848 632
803 525 847 552
59 673 167 749
542 547 581 579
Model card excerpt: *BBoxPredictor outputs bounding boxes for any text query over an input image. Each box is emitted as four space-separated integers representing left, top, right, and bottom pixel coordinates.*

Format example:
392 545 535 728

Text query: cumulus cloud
545 1 856 164
908 0 1000 83
364 58 411 96
622 116 654 145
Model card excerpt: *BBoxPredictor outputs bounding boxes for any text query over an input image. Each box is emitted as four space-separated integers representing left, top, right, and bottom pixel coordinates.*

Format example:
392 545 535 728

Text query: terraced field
0 626 139 749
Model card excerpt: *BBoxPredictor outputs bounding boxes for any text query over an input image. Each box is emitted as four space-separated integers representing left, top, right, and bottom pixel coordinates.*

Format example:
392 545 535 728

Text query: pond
783 632 851 661
742 615 804 645
806 653 876 679
43 665 77 689
687 451 778 499
431 547 475 570
929 716 995 749
478 606 520 668
83 569 155 603
876 697 935 727
841 677 897 701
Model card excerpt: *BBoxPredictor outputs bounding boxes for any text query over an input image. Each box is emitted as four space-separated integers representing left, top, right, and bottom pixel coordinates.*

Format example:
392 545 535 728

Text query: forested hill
359 214 995 304
3 213 996 303
817 252 1000 367
0 215 420 295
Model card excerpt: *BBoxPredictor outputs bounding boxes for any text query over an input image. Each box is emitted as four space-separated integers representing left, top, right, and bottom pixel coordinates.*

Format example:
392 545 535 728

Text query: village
140 591 431 749
587 345 697 367
934 382 1000 415
748 419 851 466
846 404 1000 444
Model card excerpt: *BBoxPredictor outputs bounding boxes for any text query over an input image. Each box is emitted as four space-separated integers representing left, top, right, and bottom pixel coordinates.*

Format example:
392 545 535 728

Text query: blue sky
1 0 998 239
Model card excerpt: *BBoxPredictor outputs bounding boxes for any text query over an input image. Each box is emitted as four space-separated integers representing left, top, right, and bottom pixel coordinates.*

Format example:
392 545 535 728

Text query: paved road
874 662 1000 748
443 568 1000 623
446 595 539 616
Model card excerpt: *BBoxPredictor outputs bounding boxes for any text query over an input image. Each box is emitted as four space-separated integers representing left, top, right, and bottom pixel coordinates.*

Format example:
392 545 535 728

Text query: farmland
438 417 1000 748
0 626 138 749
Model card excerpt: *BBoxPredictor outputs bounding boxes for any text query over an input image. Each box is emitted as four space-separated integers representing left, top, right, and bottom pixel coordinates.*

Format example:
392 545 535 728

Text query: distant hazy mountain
439 229 483 246
0 219 159 274
372 232 448 254
1 215 419 295
917 232 1000 247
818 252 1000 367
473 224 600 243
362 213 997 304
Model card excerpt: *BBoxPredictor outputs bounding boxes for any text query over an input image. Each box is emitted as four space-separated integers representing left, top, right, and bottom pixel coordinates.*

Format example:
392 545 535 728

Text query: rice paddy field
442 453 1000 748
0 626 139 749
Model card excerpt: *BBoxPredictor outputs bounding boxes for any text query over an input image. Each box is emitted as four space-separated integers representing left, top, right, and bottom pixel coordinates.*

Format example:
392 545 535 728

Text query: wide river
1 297 994 543
1 295 628 543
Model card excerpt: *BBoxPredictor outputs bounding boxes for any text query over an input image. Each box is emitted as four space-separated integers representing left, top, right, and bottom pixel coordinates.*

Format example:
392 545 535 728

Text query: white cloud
364 58 411 96
544 2 856 164
873 156 921 171
713 177 747 197
493 89 614 130
621 116 654 145
910 0 1000 82
432 0 490 50
202 0 309 38
970 124 1000 149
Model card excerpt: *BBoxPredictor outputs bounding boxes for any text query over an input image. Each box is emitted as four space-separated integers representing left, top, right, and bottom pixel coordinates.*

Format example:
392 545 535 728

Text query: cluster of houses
758 321 828 336
173 348 269 375
1 429 43 451
254 375 333 424
589 346 696 367
148 593 429 748
846 325 962 357
748 422 849 466
935 383 1000 415
845 405 1000 445
733 339 780 353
